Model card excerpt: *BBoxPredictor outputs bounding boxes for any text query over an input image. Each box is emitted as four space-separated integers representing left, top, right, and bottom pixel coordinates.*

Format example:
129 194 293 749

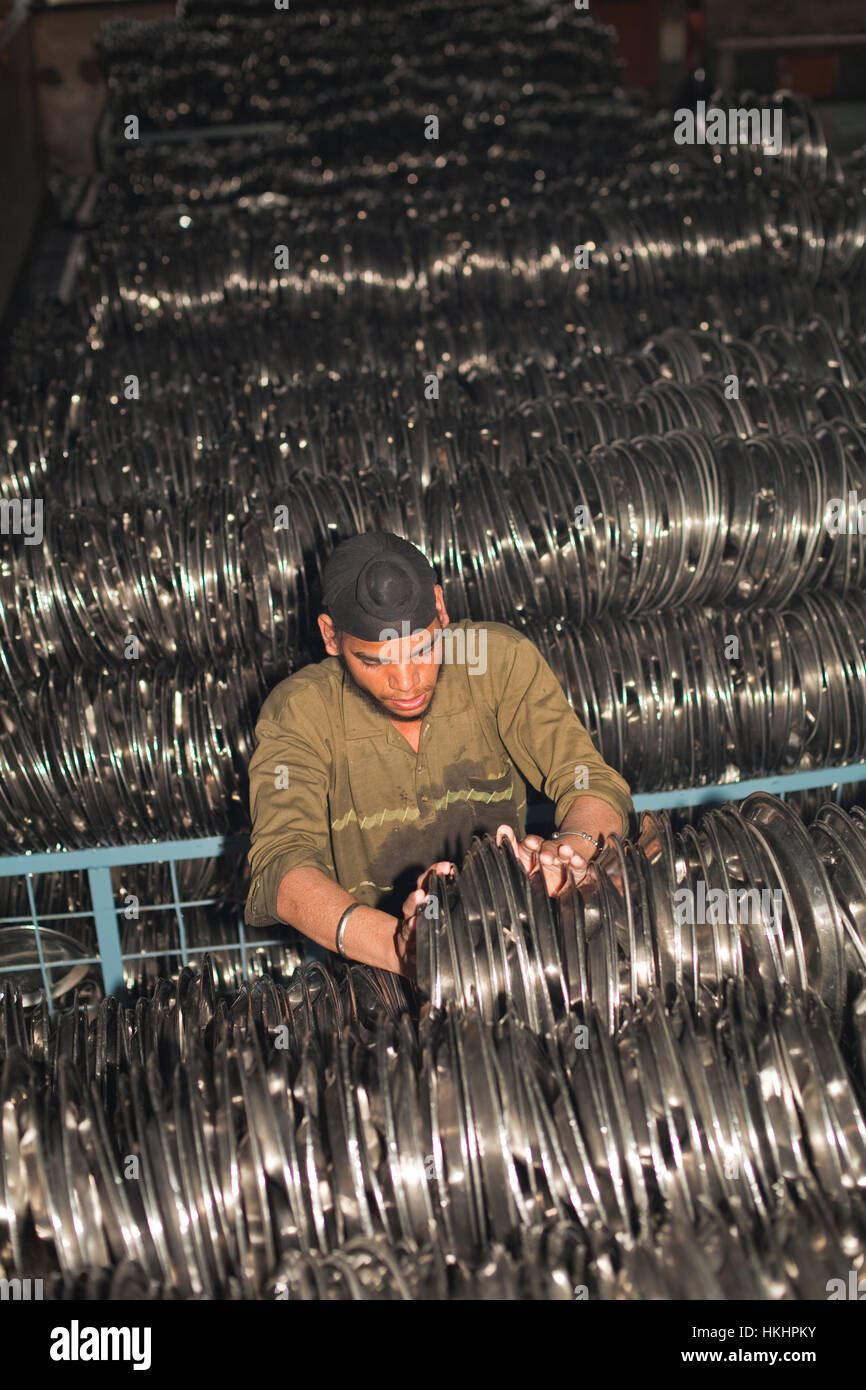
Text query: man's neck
388 715 423 751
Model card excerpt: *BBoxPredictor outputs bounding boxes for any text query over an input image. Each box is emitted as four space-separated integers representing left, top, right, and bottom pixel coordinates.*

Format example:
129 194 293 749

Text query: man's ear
434 584 450 628
318 612 341 656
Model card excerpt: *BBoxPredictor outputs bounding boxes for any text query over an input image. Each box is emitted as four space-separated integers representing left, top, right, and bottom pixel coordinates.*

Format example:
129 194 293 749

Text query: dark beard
337 653 438 721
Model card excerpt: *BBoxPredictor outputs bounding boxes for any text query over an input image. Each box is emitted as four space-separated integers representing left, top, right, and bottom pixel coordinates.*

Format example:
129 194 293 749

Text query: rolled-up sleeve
245 683 335 927
493 629 634 835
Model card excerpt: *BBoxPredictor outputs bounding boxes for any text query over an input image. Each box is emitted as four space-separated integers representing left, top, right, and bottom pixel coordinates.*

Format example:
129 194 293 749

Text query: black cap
321 532 437 641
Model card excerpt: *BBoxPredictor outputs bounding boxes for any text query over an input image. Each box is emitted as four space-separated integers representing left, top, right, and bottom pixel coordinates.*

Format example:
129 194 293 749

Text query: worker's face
318 587 450 719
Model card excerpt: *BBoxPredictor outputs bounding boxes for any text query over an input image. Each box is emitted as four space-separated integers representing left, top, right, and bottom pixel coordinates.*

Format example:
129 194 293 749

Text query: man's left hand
495 825 590 897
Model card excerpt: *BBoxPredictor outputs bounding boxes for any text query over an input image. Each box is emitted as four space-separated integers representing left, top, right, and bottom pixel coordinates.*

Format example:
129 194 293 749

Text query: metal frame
0 833 266 1006
1 762 864 1006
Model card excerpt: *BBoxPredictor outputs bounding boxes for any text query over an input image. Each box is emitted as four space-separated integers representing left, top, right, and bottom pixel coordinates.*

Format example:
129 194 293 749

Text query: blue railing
1 761 864 1006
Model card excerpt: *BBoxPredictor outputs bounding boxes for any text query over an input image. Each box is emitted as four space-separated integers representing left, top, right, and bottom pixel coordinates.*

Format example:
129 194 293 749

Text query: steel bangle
335 901 363 960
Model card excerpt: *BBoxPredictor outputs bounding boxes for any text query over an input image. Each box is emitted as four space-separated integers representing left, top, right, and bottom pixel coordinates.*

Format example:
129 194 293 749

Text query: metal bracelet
550 829 600 852
335 902 363 959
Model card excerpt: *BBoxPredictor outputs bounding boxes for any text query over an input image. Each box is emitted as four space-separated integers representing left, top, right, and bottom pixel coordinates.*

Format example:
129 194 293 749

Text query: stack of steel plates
2 823 866 1299
3 0 866 1302
3 4 866 849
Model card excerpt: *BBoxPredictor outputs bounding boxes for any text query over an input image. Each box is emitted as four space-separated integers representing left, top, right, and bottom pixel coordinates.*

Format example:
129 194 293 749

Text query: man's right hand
396 860 456 978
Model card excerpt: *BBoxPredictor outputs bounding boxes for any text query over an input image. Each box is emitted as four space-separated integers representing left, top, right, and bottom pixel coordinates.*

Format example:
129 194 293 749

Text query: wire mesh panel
0 835 311 1010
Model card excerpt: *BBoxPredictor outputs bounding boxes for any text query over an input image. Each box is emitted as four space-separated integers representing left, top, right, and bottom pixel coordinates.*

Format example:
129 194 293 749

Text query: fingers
563 856 590 890
538 863 566 896
401 886 427 923
496 825 539 873
495 828 593 896
538 840 575 865
559 850 596 896
416 860 456 892
495 825 519 852
538 840 590 897
394 913 418 981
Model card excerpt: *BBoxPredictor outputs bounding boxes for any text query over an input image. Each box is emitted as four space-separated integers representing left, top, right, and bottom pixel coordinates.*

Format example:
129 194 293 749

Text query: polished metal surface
3 820 866 1299
4 0 866 1303
4 14 866 852
418 799 866 1037
2 594 866 855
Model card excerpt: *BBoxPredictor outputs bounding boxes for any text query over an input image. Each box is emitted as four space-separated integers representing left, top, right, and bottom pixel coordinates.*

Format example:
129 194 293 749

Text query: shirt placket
385 718 433 818
416 718 433 817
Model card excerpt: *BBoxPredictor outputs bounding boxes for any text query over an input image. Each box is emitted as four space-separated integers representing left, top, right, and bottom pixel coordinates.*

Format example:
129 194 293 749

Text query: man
245 531 633 977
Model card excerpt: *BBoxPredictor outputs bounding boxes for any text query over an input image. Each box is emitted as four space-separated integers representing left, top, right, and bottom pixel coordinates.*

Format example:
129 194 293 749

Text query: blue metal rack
1 761 864 1006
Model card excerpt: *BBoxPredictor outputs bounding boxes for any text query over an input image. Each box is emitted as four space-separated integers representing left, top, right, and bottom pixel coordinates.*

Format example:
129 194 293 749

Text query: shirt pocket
463 760 513 799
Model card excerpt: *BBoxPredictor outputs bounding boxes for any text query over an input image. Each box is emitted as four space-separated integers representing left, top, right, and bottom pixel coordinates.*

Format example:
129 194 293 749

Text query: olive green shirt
245 620 633 926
